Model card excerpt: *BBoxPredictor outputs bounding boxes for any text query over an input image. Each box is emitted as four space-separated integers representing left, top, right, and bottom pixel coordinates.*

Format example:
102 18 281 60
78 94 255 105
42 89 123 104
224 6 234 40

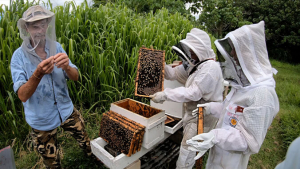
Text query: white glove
186 131 215 160
150 91 167 104
192 103 211 117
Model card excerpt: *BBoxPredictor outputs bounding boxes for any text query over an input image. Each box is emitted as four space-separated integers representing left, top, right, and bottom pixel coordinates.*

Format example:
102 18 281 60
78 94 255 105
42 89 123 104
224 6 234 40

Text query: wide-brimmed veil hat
18 5 54 29
17 5 57 59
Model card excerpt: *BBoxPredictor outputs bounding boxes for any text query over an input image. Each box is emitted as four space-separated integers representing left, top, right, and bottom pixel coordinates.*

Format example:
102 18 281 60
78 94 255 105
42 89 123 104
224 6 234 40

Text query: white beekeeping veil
172 28 215 73
17 5 56 58
215 21 276 87
215 37 250 87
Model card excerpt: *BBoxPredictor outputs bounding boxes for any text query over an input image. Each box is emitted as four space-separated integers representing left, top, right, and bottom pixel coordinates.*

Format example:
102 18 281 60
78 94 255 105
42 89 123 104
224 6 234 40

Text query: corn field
0 0 197 150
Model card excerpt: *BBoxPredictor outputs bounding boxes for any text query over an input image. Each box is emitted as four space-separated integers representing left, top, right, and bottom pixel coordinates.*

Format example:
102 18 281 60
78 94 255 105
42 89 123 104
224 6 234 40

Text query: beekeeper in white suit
186 21 280 169
150 28 224 169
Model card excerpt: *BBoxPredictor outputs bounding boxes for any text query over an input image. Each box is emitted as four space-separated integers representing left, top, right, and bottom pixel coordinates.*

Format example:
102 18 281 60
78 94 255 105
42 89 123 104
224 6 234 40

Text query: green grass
248 115 286 169
271 60 300 148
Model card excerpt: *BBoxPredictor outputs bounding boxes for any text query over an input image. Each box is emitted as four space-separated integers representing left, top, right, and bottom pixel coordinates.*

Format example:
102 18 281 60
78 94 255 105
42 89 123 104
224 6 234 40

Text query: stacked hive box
135 47 165 97
99 110 145 157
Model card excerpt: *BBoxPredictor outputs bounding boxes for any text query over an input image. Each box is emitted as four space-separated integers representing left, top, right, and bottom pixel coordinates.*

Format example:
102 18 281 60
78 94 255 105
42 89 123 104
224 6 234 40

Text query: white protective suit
201 21 280 169
164 28 224 169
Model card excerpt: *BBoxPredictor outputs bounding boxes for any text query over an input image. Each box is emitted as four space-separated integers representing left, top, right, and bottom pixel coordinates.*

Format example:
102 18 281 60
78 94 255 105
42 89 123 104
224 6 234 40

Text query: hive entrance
115 99 161 118
135 47 165 97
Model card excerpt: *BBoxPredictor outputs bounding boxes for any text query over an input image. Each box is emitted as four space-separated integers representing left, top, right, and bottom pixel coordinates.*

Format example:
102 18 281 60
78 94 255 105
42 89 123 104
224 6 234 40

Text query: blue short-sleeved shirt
10 41 78 131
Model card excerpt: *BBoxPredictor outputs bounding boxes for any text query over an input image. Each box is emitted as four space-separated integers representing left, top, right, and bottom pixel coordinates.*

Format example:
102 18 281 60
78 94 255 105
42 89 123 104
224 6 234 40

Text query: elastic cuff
210 129 218 144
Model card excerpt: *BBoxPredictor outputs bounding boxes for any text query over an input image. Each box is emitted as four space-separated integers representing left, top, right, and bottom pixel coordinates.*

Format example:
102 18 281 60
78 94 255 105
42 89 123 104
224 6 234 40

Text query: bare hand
53 53 70 70
36 56 54 75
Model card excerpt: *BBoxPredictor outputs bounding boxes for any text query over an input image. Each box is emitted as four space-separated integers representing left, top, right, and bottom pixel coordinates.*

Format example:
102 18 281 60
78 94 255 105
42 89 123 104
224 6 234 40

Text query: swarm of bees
99 110 145 157
135 47 165 97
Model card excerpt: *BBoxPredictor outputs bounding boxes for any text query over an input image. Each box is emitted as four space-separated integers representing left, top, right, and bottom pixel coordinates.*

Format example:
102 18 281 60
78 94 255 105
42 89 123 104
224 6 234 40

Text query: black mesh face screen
216 49 225 62
216 38 250 87
172 43 188 62
172 43 189 69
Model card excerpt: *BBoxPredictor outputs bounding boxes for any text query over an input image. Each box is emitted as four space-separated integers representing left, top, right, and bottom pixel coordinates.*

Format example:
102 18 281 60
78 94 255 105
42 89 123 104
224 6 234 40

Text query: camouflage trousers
31 108 91 169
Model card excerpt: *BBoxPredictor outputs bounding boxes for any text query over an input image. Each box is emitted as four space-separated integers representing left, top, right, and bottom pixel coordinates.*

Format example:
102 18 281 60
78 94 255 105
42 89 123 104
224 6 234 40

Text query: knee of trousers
181 122 197 150
176 147 196 169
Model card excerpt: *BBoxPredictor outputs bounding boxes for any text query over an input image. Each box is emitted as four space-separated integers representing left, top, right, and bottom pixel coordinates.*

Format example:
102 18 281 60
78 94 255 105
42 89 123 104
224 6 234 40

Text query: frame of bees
99 110 145 157
135 47 165 97
110 98 166 149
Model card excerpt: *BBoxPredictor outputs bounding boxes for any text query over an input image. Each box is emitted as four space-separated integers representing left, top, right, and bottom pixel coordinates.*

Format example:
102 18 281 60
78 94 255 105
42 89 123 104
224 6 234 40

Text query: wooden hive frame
114 98 161 118
196 107 204 169
109 111 145 152
164 115 175 125
135 47 165 97
99 111 145 157
100 112 136 156
127 99 160 118
99 112 134 155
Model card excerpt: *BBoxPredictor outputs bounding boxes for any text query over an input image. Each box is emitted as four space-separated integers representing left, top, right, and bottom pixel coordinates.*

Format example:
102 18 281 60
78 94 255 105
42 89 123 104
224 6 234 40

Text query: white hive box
110 98 167 149
151 79 184 134
125 160 140 169
91 137 143 169
91 132 170 169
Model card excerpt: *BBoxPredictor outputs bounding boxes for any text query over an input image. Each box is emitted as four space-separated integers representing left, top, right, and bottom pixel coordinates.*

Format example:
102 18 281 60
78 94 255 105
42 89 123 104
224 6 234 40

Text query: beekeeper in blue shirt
10 5 93 168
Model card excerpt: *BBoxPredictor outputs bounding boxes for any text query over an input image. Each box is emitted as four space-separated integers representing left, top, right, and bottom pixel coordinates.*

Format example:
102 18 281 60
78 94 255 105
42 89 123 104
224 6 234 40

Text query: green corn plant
52 1 195 110
0 0 35 150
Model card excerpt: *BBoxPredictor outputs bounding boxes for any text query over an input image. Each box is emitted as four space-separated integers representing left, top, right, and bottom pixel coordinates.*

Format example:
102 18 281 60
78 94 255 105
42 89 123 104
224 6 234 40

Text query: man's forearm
18 70 43 102
64 65 79 81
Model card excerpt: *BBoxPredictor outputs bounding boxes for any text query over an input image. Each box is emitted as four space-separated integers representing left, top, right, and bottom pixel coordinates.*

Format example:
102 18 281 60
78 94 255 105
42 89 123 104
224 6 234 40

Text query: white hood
180 28 215 62
225 21 275 85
